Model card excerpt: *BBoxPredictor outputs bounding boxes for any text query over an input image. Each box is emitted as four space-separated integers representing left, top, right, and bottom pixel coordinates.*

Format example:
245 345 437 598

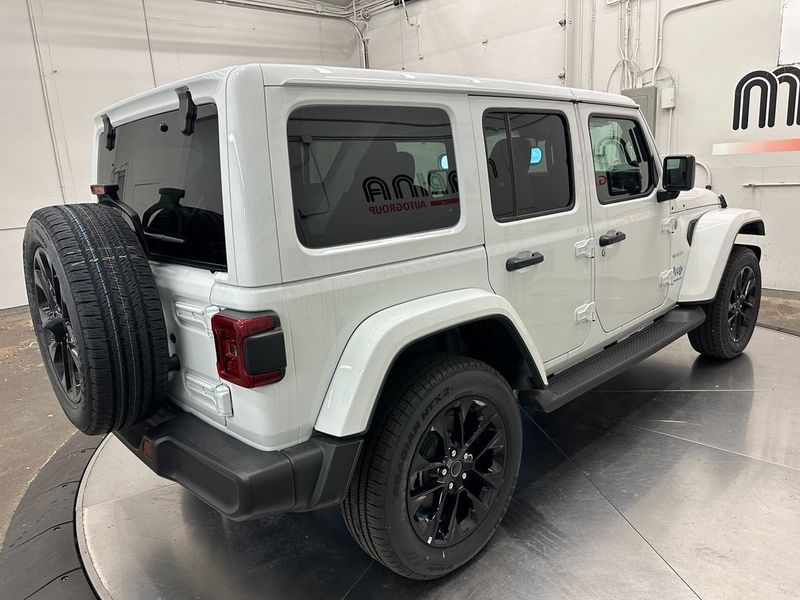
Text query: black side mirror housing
664 154 696 190
657 154 696 202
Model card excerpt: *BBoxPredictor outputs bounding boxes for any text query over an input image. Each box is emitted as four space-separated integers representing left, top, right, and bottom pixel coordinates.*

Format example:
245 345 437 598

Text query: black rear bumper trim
116 410 362 521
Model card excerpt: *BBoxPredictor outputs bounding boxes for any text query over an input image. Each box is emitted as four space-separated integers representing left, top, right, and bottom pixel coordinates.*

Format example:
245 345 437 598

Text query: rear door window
287 105 460 248
483 111 573 220
97 104 226 270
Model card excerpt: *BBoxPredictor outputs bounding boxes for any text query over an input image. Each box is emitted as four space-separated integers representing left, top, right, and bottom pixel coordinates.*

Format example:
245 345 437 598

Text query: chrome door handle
506 252 544 272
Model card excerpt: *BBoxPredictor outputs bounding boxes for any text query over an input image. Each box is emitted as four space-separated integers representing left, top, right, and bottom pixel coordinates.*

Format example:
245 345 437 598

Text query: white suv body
26 63 763 579
92 64 760 450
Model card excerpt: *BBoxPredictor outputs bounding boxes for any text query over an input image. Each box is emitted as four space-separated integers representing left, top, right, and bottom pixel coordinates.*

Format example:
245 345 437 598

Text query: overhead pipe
588 0 597 88
561 0 570 85
651 0 730 84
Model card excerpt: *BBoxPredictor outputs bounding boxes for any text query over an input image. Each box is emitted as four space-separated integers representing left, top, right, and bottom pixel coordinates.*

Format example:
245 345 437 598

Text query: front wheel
688 246 761 359
342 355 522 579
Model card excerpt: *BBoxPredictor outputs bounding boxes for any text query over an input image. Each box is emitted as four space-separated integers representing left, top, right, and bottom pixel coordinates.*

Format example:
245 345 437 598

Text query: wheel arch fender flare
313 289 546 438
679 208 765 304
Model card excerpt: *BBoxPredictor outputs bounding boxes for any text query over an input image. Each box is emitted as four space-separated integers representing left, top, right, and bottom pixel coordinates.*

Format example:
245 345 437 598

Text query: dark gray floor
1 433 99 600
0 307 75 540
759 288 800 336
78 327 800 600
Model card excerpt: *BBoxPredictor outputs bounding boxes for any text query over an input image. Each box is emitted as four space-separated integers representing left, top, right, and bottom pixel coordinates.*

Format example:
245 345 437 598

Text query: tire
342 355 522 579
688 246 761 359
23 203 169 435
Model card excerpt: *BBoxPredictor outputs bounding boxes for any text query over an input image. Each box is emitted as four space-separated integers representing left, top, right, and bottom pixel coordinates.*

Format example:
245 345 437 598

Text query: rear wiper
176 87 197 136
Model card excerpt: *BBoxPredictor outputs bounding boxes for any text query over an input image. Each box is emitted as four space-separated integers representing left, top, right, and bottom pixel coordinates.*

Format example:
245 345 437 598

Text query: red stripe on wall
712 138 800 155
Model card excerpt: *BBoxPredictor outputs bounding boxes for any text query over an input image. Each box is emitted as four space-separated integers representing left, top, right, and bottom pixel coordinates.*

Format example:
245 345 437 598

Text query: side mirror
663 154 696 191
657 154 695 202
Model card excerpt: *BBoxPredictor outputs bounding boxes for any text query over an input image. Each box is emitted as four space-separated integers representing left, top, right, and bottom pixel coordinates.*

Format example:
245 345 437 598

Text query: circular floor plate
74 329 800 599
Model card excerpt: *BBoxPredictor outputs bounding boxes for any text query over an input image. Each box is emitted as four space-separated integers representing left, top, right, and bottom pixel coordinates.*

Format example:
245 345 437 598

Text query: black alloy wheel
407 397 507 547
728 264 757 344
342 355 522 579
24 204 169 434
32 246 83 405
688 246 761 359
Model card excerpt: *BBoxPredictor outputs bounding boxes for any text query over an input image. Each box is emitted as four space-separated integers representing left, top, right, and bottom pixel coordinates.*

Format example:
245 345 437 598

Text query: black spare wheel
23 203 169 434
343 355 523 579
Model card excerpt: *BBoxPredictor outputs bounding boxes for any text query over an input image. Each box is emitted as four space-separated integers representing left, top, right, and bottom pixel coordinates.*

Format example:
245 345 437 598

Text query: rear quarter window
287 105 460 248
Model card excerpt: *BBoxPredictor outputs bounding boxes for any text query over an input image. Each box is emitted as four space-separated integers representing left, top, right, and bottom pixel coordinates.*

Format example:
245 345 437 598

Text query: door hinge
660 267 676 286
575 301 596 323
661 217 678 233
575 238 595 258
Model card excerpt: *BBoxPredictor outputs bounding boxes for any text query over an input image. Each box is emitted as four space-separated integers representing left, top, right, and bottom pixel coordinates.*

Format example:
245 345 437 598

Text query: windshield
97 103 226 270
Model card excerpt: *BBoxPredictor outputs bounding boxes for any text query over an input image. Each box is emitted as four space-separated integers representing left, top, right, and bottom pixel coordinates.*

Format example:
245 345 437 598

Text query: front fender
678 208 764 304
313 288 546 438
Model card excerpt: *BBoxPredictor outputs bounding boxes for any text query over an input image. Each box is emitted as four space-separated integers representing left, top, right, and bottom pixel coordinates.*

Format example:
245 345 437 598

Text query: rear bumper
116 409 362 521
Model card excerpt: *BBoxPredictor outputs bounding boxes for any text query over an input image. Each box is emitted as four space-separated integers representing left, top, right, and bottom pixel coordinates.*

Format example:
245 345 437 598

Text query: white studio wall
0 0 360 309
3 0 799 308
584 0 800 292
365 0 567 86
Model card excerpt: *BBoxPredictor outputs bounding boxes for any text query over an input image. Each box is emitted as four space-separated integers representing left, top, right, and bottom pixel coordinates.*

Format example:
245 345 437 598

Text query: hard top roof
97 63 638 123
257 63 638 108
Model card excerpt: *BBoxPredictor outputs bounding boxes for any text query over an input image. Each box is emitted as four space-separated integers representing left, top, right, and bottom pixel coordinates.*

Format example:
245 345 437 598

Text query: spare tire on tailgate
23 203 169 435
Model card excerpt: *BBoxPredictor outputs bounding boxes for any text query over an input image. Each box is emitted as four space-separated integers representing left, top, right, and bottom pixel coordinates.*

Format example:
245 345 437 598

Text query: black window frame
482 108 576 223
588 113 657 205
286 103 462 249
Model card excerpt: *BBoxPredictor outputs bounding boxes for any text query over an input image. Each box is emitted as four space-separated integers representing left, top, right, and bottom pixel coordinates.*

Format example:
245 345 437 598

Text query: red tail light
211 311 286 388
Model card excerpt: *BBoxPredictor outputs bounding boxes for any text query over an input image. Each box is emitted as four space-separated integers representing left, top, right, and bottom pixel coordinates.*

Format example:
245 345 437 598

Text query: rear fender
313 289 546 438
679 208 765 304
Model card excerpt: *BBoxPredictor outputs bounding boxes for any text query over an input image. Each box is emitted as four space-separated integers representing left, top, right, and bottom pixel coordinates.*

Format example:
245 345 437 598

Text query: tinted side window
589 116 654 203
287 105 460 248
483 111 573 221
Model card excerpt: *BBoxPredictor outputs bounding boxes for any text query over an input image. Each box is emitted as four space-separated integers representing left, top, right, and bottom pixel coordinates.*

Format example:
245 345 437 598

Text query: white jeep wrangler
23 64 764 580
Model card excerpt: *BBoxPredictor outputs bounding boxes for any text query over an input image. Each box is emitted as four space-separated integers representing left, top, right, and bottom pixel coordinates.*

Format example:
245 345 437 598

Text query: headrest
509 137 532 177
396 151 416 178
488 137 532 178
355 140 402 179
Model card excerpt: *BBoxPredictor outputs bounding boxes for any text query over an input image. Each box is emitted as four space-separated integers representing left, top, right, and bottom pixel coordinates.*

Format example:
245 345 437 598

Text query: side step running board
522 306 706 413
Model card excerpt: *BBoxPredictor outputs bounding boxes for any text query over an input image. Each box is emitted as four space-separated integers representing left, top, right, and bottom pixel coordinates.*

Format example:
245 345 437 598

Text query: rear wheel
342 355 522 579
23 204 169 434
688 246 761 359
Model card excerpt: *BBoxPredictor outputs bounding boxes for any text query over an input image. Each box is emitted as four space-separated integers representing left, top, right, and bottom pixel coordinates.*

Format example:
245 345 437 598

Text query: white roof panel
257 63 637 107
97 63 638 121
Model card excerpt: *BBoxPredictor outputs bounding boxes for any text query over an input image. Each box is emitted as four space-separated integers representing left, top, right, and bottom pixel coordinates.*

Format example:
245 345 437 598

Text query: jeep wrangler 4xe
23 64 764 580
